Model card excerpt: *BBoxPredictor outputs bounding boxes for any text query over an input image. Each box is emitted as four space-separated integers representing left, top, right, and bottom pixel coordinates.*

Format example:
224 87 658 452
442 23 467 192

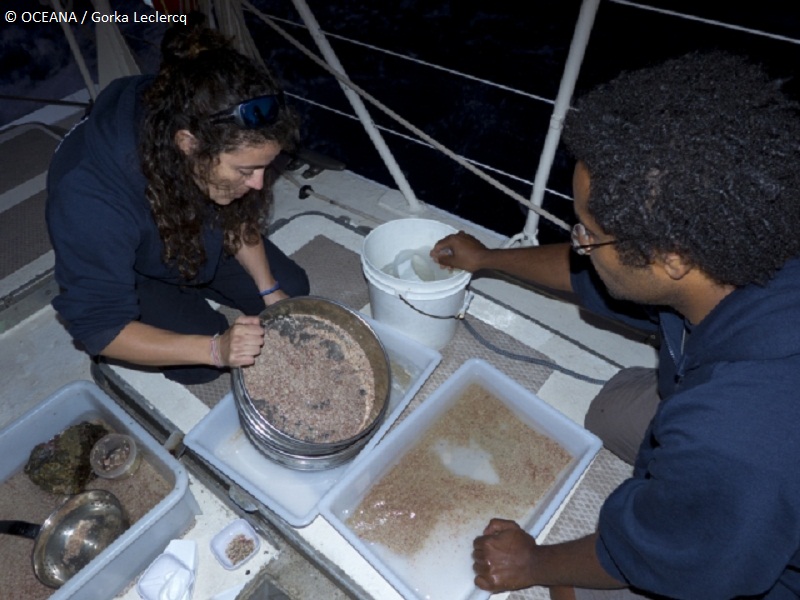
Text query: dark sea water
3 0 799 240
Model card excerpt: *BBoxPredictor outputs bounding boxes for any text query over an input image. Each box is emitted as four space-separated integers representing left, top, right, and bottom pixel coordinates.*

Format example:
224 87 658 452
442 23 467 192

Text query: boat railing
243 0 574 238
26 1 800 247
238 0 800 246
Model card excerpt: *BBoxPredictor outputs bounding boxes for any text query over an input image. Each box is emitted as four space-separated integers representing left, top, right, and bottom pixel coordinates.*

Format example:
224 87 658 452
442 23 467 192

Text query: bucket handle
398 290 474 320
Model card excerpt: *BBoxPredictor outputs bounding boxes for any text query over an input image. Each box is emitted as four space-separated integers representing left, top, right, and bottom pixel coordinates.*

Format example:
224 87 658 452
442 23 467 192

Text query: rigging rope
258 13 556 106
295 93 566 190
610 0 800 46
241 0 572 233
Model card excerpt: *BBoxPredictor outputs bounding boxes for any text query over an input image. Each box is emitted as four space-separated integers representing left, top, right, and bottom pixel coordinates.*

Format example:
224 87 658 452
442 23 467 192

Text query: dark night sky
2 1 799 238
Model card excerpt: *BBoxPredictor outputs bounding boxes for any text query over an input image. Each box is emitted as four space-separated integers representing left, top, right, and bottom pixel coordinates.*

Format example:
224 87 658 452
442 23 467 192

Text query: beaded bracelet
210 333 223 368
259 281 281 296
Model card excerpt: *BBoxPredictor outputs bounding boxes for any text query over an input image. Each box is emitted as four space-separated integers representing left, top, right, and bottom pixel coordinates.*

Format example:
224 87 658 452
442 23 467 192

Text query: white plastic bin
0 380 201 600
319 359 602 600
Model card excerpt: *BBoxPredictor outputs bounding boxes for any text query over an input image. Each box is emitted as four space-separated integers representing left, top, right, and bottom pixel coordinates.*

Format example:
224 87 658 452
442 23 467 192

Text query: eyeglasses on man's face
571 222 620 255
209 94 284 129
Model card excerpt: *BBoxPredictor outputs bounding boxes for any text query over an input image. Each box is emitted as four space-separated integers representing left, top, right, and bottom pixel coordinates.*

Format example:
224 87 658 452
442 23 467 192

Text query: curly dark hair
562 51 800 287
140 23 300 281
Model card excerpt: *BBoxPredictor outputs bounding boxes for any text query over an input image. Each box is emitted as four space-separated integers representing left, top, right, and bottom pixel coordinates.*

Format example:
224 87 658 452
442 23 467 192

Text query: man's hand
430 231 491 273
472 518 539 592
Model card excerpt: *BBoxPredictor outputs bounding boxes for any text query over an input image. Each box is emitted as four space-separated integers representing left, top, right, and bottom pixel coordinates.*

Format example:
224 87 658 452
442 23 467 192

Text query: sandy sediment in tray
347 383 572 555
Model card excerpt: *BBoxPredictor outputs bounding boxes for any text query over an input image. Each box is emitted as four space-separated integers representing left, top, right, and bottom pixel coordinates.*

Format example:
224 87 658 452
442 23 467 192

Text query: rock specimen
24 422 110 495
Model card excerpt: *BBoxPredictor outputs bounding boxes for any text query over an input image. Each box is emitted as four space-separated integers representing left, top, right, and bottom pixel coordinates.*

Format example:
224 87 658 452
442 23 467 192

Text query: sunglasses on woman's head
209 94 283 129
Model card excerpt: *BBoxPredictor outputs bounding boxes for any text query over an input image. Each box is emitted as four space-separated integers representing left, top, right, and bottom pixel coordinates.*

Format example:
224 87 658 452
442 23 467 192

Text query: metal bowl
233 296 391 471
33 489 129 588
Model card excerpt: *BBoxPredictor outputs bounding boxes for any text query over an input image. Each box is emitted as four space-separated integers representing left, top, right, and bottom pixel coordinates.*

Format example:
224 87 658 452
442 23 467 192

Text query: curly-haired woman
46 24 309 384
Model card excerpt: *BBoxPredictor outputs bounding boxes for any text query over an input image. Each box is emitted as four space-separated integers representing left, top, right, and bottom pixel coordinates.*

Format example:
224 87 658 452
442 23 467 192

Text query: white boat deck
1 155 656 599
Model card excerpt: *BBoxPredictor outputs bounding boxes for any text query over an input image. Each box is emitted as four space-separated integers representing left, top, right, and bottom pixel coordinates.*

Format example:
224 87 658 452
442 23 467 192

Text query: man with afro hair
433 51 800 599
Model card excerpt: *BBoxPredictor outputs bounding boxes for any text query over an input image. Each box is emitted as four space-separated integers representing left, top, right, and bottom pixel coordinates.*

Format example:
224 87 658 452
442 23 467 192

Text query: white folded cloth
137 540 197 600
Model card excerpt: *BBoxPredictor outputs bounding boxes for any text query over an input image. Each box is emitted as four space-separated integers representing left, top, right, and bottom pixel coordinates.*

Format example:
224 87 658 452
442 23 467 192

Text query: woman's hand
473 518 539 592
218 315 264 367
430 231 491 273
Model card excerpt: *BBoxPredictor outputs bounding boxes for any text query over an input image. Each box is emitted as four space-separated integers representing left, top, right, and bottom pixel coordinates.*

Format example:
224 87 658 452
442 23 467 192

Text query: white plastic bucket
361 218 472 349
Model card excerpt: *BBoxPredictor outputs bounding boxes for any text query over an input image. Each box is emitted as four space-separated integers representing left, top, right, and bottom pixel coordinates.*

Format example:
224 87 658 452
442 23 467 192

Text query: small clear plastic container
210 518 260 570
90 433 141 479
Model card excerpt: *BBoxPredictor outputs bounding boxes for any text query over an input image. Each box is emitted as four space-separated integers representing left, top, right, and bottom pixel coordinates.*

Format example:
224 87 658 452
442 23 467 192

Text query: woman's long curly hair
140 24 299 281
562 51 800 287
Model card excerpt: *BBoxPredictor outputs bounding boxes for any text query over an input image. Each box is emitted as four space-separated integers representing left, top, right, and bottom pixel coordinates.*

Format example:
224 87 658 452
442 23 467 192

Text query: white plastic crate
0 380 200 600
319 358 602 600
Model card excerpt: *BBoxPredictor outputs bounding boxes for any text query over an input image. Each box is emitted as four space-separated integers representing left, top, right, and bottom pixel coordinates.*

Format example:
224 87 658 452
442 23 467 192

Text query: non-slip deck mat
294 234 371 310
0 126 61 195
0 189 50 280
0 125 62 300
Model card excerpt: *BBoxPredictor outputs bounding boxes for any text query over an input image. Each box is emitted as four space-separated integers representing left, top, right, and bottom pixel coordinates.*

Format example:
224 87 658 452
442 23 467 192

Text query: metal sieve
233 296 391 471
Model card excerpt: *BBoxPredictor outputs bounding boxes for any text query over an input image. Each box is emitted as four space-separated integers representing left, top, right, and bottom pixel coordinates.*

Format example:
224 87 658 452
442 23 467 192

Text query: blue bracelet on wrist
259 281 281 296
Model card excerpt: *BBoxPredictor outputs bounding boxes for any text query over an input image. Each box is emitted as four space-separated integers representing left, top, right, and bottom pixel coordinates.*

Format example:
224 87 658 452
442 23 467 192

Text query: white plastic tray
0 381 200 600
184 317 441 527
318 358 602 600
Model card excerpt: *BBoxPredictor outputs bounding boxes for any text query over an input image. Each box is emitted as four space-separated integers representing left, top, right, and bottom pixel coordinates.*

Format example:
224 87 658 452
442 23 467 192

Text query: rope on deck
463 318 610 385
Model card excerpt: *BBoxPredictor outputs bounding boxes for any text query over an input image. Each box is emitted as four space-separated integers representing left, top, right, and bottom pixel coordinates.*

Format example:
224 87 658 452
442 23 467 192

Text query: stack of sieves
232 296 391 471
